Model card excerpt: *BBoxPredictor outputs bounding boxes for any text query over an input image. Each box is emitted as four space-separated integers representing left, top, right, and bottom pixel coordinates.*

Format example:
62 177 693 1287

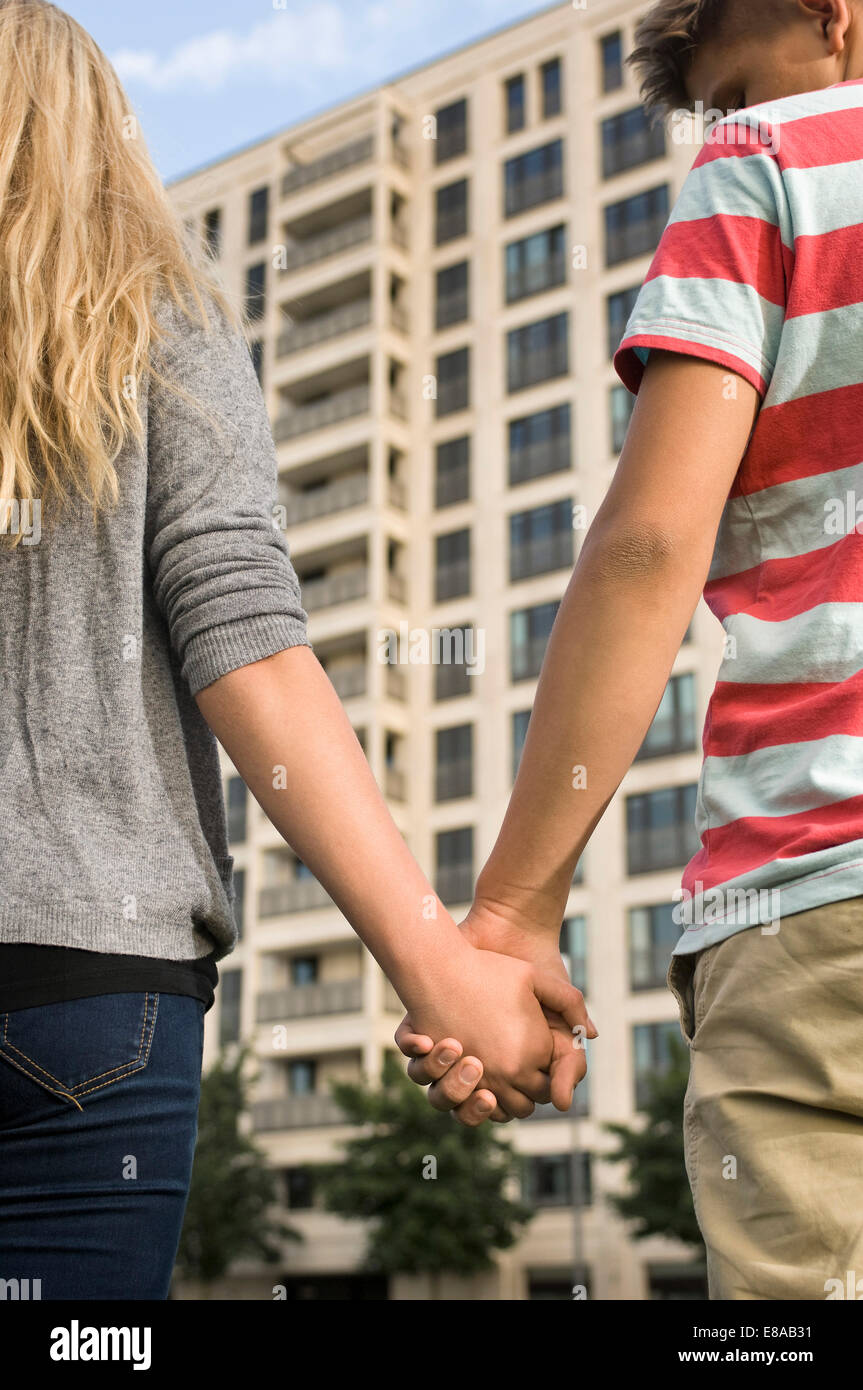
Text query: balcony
385 664 407 701
280 214 372 273
258 878 331 916
256 977 363 1023
390 302 410 334
274 384 370 441
301 567 369 611
327 662 367 700
387 571 407 604
282 135 374 197
277 300 372 357
252 1093 347 1131
388 476 407 509
510 531 574 582
390 388 408 421
509 434 570 486
281 472 368 525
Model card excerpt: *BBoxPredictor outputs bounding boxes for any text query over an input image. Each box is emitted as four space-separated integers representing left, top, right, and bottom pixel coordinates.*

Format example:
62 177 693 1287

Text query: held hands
395 901 598 1125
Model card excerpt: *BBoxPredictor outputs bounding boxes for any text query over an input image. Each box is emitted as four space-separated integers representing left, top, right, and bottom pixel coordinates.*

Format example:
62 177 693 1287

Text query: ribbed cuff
183 612 312 696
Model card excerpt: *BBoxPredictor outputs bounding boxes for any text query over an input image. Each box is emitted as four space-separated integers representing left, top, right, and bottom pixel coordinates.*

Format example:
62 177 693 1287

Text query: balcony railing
505 168 563 218
506 252 566 304
435 559 471 602
282 135 374 197
510 531 574 582
280 214 372 273
390 302 410 334
384 766 406 800
391 220 410 250
388 476 407 509
606 215 668 267
256 977 363 1023
509 435 570 486
258 877 331 917
508 343 568 394
277 300 372 357
627 823 701 875
326 662 367 700
252 1093 347 1131
274 384 370 441
385 664 407 701
630 945 675 991
435 758 473 801
281 472 368 525
435 863 474 905
390 389 408 421
387 571 407 603
301 568 369 611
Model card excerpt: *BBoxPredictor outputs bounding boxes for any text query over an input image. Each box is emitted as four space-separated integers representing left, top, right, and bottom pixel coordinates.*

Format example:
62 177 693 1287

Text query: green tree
314 1054 533 1297
604 1035 704 1253
174 1047 300 1293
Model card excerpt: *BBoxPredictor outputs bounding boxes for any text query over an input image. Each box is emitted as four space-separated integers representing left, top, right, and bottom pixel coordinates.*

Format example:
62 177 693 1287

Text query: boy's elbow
582 520 679 583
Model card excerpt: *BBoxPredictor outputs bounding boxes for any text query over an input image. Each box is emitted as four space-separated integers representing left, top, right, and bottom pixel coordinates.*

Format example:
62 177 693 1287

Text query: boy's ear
798 0 851 51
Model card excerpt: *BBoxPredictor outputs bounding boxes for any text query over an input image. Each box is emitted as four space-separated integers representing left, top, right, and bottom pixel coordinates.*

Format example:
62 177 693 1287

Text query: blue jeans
0 991 204 1300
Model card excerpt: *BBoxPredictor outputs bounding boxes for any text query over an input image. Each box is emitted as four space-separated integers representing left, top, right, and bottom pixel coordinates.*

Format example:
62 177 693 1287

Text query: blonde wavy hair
0 0 241 547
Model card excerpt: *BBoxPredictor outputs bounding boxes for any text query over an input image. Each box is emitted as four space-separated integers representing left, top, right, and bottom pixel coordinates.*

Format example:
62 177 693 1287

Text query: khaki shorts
667 896 863 1301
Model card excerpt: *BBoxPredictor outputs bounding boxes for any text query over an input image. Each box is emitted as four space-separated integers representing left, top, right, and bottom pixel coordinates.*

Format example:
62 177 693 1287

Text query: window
607 286 641 360
541 58 562 118
434 624 475 701
635 673 697 759
633 1021 681 1108
435 826 474 905
250 339 264 386
436 436 470 508
626 784 700 874
525 1153 591 1207
435 98 468 164
512 709 531 780
203 207 222 258
506 74 526 133
505 224 566 304
245 262 266 321
291 956 319 987
507 311 569 393
248 185 270 244
560 915 588 994
227 776 247 843
219 969 242 1047
284 1167 315 1211
510 600 560 682
504 139 564 218
605 184 670 266
435 528 471 601
436 346 470 417
602 107 666 178
436 260 469 329
288 1059 317 1096
610 383 635 453
629 903 680 991
510 499 574 581
600 31 624 93
232 867 245 940
435 724 473 801
435 178 469 245
509 402 571 485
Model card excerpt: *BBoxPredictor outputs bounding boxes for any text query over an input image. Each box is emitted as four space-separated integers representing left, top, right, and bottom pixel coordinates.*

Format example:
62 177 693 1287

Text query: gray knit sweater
0 289 310 961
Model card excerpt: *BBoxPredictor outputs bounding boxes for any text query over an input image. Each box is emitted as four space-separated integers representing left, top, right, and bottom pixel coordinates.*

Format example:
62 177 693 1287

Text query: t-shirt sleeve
613 118 789 400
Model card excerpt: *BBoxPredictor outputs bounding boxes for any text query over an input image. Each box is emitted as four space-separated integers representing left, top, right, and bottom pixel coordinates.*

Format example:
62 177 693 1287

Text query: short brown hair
627 0 733 119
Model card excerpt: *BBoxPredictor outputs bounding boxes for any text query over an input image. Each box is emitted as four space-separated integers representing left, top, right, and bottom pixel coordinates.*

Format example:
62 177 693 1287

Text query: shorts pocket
0 992 159 1110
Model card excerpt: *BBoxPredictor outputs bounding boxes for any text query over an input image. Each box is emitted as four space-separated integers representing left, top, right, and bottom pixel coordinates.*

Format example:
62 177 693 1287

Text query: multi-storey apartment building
169 0 720 1300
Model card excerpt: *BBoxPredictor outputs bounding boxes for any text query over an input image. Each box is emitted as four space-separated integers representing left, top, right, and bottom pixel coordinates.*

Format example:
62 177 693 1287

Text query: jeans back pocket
0 992 159 1110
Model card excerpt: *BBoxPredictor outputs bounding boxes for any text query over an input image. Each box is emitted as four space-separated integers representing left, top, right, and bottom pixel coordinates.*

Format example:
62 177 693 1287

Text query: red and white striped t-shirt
614 78 863 954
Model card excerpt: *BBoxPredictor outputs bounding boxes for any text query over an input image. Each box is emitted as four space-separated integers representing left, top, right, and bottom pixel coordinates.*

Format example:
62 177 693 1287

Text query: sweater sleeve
145 288 310 696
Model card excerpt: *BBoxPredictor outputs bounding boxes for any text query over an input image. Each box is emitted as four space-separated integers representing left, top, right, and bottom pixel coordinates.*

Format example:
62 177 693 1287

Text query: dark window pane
436 346 470 417
601 31 624 93
506 74 526 133
607 285 641 360
436 260 469 329
436 436 471 507
219 969 242 1046
504 139 564 218
248 186 270 244
435 179 469 245
604 184 670 266
601 107 666 178
245 262 266 321
505 224 566 304
509 402 571 485
541 58 562 118
507 312 569 393
435 98 468 164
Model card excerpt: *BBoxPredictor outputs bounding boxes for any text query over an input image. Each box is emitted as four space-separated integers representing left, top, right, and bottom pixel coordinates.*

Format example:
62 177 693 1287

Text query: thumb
531 969 599 1039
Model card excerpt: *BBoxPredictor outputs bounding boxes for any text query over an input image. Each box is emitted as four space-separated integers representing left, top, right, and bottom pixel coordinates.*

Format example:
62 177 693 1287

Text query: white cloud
111 5 351 92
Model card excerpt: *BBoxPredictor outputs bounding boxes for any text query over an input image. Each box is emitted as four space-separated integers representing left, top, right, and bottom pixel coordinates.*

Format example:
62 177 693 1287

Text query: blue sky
64 0 556 185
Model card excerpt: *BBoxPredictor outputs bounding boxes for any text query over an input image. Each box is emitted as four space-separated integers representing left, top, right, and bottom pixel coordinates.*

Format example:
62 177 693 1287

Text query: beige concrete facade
168 0 720 1300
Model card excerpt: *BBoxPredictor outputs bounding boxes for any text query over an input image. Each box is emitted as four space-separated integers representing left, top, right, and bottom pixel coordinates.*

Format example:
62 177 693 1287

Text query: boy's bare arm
473 350 761 939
